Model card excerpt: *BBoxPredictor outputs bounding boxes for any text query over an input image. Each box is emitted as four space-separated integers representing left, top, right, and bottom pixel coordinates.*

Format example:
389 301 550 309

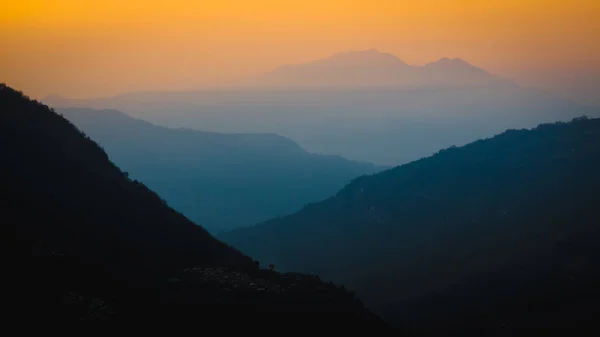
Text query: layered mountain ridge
59 107 381 232
246 49 511 88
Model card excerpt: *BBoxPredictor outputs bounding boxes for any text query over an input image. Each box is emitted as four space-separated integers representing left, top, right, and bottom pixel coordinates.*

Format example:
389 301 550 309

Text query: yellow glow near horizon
1 0 599 98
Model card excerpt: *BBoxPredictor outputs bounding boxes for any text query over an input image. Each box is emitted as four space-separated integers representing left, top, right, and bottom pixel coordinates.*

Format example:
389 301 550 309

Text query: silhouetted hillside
59 107 381 232
0 84 391 328
221 116 600 335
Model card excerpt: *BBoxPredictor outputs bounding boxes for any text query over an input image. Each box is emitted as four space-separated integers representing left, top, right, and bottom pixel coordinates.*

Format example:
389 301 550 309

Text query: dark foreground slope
0 84 389 329
222 116 600 335
59 107 380 232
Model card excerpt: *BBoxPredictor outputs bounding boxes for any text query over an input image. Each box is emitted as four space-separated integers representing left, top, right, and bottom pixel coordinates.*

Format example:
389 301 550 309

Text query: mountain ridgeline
248 48 511 88
0 84 390 328
221 116 600 334
59 107 380 232
45 50 594 165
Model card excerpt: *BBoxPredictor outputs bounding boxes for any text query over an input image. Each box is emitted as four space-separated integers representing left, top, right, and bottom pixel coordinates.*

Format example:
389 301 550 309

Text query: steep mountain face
247 49 510 88
221 116 600 335
0 85 251 278
0 84 391 328
59 107 380 232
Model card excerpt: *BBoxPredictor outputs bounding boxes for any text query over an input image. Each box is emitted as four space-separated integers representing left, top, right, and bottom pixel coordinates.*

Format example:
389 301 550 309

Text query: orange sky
1 0 599 99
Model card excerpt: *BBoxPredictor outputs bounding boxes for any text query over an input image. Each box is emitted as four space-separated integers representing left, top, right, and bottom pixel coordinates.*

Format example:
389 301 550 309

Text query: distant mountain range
0 84 391 327
44 50 598 165
221 116 600 334
59 107 381 232
245 49 512 88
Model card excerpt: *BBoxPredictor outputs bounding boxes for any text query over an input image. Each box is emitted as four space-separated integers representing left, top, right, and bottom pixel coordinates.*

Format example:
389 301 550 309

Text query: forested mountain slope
222 116 600 335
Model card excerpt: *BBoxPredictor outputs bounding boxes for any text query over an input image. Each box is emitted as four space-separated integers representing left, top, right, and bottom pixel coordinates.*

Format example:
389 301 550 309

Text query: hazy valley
59 107 381 232
46 50 598 165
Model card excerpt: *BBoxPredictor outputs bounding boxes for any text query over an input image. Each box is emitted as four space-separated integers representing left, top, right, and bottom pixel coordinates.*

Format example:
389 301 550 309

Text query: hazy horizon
2 0 599 105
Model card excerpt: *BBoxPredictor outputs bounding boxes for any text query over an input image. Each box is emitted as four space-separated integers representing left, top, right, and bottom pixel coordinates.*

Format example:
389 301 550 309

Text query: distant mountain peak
317 48 408 66
249 50 501 88
426 57 475 68
425 57 490 74
434 57 468 64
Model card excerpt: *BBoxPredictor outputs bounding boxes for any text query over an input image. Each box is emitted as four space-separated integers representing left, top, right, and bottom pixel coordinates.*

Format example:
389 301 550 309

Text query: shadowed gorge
0 84 391 328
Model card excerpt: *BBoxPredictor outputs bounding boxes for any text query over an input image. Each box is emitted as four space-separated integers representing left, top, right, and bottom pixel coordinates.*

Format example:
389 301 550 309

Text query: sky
1 0 599 102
